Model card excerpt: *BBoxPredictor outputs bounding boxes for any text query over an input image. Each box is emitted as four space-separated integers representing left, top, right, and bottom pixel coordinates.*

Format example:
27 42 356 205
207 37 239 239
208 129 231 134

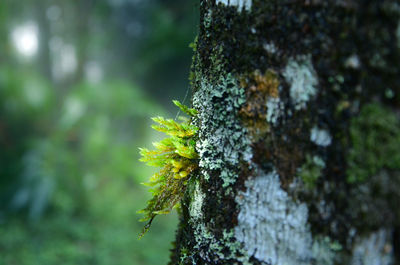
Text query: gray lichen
266 96 284 126
263 42 278 55
204 9 212 29
188 179 252 263
235 170 313 265
189 180 205 220
350 229 394 265
310 126 332 147
311 236 342 265
216 0 252 12
283 55 318 111
191 223 252 265
187 46 254 263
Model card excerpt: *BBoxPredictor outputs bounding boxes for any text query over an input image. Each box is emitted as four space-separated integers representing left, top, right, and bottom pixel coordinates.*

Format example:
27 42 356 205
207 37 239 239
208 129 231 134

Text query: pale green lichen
191 223 252 264
193 72 252 188
266 96 284 126
311 236 342 265
189 44 252 262
283 55 318 111
263 42 278 54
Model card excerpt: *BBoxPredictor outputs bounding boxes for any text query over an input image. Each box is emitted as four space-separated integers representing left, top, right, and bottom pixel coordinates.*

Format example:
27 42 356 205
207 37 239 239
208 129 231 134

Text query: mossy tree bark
169 1 400 264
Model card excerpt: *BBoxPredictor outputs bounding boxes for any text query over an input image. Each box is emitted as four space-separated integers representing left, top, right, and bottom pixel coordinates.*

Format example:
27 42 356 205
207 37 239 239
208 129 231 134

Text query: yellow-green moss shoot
138 100 198 238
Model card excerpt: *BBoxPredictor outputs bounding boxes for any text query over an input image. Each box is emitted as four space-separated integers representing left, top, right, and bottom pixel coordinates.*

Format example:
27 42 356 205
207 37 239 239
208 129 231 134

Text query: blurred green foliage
0 66 178 264
0 0 197 264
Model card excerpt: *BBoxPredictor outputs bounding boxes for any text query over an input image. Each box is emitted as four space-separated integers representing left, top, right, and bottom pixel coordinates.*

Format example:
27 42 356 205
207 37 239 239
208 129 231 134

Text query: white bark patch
283 55 318 110
310 126 332 147
235 170 313 265
216 0 252 12
351 229 393 265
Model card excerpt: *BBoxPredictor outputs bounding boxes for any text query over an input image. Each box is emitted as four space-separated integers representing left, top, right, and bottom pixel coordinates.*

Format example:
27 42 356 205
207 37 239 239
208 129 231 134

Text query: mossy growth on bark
138 100 199 238
299 154 325 189
347 102 400 183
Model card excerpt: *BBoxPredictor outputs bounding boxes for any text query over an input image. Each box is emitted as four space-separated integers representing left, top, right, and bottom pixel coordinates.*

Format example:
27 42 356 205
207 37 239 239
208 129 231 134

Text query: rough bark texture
169 0 400 264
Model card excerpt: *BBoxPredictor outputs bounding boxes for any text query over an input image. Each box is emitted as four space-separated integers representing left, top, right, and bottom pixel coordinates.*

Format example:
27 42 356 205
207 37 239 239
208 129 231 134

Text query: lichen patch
189 181 205 220
216 0 252 12
266 97 284 126
193 73 252 188
283 55 318 111
310 126 332 147
351 229 394 265
263 42 278 54
235 170 313 265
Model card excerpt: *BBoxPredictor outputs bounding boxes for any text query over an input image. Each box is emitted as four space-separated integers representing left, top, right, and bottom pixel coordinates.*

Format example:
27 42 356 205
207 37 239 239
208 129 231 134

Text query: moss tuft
138 100 199 237
299 155 325 189
347 103 400 183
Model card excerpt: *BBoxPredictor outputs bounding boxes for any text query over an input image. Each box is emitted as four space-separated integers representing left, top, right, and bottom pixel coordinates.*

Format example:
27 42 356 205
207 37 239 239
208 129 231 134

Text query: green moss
347 103 400 183
138 100 199 237
299 155 325 189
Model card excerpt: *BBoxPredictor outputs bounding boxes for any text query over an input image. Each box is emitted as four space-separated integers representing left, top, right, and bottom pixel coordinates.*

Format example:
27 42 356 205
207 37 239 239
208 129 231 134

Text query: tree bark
35 0 53 84
169 1 400 264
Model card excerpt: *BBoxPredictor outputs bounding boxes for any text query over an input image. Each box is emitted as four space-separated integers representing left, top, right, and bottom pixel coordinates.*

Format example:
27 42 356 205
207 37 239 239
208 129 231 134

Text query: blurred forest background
0 0 198 264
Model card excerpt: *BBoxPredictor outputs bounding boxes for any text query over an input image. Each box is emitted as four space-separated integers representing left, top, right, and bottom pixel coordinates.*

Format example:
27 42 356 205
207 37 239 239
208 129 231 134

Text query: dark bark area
169 1 400 264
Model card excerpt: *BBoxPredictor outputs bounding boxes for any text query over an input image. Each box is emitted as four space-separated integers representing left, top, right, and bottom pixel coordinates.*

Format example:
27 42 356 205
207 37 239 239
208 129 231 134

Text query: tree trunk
169 1 400 264
35 0 53 84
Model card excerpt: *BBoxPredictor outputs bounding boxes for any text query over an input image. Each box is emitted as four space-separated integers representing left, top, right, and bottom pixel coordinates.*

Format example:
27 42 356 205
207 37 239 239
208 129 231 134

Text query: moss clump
347 103 400 183
138 100 198 237
299 155 325 189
